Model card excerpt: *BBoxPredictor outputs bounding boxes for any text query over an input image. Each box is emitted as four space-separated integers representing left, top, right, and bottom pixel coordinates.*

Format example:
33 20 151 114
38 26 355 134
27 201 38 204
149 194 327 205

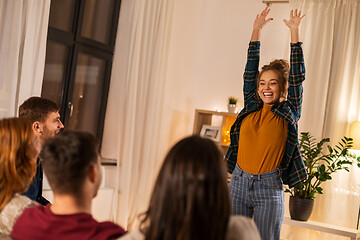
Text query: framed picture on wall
200 125 221 142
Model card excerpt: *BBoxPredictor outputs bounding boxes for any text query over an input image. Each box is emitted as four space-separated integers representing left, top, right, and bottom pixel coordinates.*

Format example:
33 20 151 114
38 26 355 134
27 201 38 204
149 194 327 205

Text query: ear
33 121 43 135
88 164 97 183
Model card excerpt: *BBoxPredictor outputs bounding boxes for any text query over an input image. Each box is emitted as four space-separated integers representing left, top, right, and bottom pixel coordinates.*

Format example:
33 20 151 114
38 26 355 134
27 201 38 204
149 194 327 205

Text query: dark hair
40 131 98 197
19 97 60 123
0 118 37 211
257 59 289 102
141 135 230 240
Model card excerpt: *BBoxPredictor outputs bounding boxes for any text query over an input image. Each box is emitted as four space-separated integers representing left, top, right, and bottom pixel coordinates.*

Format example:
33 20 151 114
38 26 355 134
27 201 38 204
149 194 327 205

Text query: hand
253 7 273 30
283 9 305 29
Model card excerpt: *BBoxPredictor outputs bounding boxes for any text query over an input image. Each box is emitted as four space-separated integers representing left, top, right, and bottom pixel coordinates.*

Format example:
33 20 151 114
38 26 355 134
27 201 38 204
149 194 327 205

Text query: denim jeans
229 164 284 240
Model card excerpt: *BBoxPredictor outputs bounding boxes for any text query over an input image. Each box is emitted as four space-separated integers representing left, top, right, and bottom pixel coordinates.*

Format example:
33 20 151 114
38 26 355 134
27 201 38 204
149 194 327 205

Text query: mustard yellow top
237 105 288 174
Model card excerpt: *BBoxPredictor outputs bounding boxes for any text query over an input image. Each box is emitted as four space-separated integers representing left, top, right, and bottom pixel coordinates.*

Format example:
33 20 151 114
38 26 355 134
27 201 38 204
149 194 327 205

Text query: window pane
68 52 106 136
49 0 75 32
41 41 68 105
81 0 114 43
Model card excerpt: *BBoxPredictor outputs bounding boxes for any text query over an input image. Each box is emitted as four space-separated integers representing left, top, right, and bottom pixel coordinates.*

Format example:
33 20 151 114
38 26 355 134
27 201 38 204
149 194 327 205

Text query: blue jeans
229 164 284 240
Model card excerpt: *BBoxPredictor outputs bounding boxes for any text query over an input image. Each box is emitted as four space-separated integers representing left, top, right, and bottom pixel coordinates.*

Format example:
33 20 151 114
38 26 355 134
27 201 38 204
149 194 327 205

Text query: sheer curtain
281 0 360 239
101 0 174 230
0 0 50 118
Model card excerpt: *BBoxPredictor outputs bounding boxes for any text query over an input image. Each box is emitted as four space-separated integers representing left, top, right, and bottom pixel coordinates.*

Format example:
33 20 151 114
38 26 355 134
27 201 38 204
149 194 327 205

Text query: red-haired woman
0 118 38 235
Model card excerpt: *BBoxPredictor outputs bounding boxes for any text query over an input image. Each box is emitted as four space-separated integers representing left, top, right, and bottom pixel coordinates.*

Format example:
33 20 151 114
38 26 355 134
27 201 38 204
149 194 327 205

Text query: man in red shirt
11 131 126 240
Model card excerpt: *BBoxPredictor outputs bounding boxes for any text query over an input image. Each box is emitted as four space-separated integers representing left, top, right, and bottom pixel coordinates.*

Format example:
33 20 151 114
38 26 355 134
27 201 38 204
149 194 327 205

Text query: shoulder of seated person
10 194 38 207
1 194 38 215
116 229 143 240
227 215 261 240
0 233 13 240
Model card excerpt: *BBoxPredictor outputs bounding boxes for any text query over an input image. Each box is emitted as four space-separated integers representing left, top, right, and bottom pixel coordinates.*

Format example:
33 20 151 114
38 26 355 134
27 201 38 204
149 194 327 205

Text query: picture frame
200 125 221 142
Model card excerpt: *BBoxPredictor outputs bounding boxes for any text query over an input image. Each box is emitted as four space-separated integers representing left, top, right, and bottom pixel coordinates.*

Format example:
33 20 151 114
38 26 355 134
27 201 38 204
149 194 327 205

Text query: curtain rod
263 1 289 7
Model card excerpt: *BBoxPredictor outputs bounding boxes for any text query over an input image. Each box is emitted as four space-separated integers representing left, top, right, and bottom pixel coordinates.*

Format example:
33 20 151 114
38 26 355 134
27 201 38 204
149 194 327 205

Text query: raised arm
244 8 272 106
283 9 305 43
251 7 273 42
284 10 305 119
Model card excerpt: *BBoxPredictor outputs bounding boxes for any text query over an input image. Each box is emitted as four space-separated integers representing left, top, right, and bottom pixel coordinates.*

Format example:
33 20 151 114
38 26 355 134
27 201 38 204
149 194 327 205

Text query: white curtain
0 0 50 118
101 0 174 230
282 0 360 239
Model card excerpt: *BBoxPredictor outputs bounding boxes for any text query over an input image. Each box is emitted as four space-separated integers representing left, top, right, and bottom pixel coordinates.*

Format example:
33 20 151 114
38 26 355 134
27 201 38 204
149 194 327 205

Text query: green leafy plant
285 132 360 199
228 97 237 105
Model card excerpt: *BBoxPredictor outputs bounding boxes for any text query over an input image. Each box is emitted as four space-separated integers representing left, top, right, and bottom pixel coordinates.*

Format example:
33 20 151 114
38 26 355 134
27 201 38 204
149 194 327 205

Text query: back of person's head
0 118 37 211
141 135 230 240
257 59 289 101
19 97 59 123
40 131 99 198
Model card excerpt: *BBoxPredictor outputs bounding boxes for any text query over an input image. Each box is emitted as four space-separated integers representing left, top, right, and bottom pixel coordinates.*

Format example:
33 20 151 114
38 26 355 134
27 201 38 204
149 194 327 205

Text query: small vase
227 104 236 114
289 196 314 221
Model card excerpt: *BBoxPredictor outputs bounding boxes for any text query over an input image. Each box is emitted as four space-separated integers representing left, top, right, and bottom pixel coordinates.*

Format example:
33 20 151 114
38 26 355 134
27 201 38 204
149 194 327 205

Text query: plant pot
227 104 236 114
289 196 314 221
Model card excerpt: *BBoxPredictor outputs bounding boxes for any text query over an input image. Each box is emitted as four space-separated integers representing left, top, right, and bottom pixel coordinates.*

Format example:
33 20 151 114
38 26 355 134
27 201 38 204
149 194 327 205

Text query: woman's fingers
261 7 268 15
266 17 273 24
261 6 270 17
292 9 305 19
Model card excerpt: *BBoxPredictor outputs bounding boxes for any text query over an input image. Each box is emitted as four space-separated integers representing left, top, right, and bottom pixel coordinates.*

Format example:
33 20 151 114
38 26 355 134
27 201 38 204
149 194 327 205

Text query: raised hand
283 9 305 29
251 7 273 41
283 9 305 43
253 7 273 30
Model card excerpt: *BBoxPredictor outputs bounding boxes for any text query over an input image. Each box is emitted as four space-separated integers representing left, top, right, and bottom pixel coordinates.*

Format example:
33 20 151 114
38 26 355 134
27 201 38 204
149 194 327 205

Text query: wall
101 1 293 184
101 0 293 205
100 0 300 232
163 0 291 147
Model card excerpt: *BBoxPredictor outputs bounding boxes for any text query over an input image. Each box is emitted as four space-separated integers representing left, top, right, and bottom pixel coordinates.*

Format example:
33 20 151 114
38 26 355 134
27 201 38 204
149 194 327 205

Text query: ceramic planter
227 104 236 113
289 196 314 221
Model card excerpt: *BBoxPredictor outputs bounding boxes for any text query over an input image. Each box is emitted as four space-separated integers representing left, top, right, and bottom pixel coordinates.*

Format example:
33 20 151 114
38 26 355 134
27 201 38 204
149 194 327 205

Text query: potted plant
228 97 237 113
284 132 360 221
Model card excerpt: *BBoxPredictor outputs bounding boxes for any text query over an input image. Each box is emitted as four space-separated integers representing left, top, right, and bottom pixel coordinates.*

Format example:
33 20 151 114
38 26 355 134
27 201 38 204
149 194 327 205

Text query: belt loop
235 164 243 177
239 167 243 177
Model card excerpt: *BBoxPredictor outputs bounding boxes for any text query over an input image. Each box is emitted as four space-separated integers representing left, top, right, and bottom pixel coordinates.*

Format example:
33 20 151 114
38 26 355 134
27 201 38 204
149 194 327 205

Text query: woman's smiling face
258 70 281 105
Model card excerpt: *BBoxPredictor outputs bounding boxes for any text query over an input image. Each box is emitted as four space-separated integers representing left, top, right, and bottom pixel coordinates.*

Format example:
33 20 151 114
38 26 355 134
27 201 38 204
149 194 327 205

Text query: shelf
283 217 360 240
193 109 237 153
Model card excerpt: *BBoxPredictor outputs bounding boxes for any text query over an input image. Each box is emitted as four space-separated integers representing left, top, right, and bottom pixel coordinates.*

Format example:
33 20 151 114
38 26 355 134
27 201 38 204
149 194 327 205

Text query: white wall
101 0 293 180
163 0 291 147
101 0 293 190
100 0 294 225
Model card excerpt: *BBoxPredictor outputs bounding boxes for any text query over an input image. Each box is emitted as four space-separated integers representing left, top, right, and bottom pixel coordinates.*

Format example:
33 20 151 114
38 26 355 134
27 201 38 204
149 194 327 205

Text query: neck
34 135 44 156
50 194 92 215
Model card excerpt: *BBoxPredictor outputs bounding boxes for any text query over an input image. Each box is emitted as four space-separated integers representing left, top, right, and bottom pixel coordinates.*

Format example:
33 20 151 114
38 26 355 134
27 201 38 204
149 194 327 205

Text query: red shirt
11 205 126 240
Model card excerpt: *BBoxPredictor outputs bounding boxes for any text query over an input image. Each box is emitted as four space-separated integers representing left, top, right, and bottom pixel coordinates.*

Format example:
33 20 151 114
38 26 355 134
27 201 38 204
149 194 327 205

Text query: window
41 0 121 146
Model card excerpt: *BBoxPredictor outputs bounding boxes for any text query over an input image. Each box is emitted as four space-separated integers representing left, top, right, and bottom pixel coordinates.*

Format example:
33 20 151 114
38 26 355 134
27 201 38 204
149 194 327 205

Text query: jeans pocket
260 176 283 190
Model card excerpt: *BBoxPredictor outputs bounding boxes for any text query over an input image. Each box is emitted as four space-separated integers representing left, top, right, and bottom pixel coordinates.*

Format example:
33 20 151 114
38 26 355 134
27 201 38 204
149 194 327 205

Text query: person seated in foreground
11 131 126 240
119 135 261 240
0 118 38 235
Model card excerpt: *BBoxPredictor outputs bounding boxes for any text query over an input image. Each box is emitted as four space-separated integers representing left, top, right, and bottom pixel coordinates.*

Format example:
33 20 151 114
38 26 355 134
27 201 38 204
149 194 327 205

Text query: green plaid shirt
225 41 307 188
